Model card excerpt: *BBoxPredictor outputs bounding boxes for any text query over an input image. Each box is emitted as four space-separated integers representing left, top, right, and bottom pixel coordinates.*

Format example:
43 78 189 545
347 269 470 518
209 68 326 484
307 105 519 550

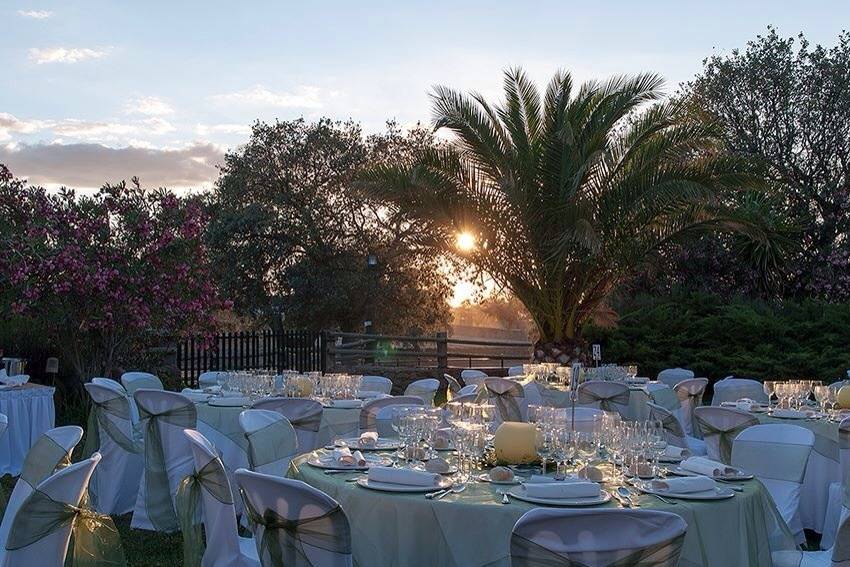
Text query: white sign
592 344 601 361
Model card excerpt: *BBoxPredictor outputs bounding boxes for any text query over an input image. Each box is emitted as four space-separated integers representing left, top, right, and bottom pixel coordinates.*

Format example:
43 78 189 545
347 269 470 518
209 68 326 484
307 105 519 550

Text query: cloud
195 123 252 136
18 10 52 19
0 113 53 141
0 142 224 190
125 96 174 116
211 85 331 109
51 118 176 142
28 47 108 64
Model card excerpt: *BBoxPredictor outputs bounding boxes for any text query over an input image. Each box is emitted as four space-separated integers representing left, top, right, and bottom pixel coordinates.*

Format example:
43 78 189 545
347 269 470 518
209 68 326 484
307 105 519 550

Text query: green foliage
585 292 850 383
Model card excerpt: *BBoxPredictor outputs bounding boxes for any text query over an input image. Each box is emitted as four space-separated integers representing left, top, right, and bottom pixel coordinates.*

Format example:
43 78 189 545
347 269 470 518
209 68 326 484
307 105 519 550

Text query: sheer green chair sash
244 500 351 567
138 401 197 532
510 532 685 567
732 439 811 483
577 385 630 413
288 411 322 433
695 417 758 464
176 458 234 567
21 436 72 488
82 396 141 458
650 406 686 440
246 420 299 469
486 381 525 422
6 488 126 566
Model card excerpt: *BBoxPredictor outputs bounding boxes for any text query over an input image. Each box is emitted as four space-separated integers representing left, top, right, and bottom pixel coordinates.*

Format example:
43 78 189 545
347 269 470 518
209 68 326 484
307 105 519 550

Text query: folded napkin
208 397 249 407
0 374 28 386
220 390 245 398
525 482 600 499
202 385 221 393
662 445 691 460
680 456 739 477
329 399 362 409
771 408 808 419
367 466 439 487
358 432 379 447
651 475 716 493
180 389 211 402
333 447 366 466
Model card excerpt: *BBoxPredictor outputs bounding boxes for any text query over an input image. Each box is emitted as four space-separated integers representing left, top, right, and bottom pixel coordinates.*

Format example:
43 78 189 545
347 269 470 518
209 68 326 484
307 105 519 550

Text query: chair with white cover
692 406 757 464
251 398 323 452
510 508 687 567
131 389 197 532
647 403 707 456
91 377 125 390
712 377 768 405
819 417 850 551
359 376 392 395
239 410 299 477
359 396 424 437
507 365 525 377
235 468 353 567
451 393 480 404
773 512 850 567
121 371 164 394
443 374 463 396
198 371 228 388
0 425 83 553
181 430 260 567
657 368 694 389
82 382 143 515
674 378 709 437
404 378 440 407
732 423 814 544
577 380 630 419
0 413 6 442
0 453 103 567
457 384 479 396
484 377 528 423
461 369 488 389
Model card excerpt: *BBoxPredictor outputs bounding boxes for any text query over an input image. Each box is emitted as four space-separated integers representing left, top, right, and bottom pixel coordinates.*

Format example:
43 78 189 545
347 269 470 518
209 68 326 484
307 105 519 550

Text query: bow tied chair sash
510 531 686 567
577 383 630 413
176 458 234 567
83 395 141 458
732 439 812 484
244 499 351 567
486 382 525 423
675 386 704 408
649 405 686 446
138 402 197 532
21 436 73 489
246 419 299 470
695 416 758 465
288 411 322 434
6 488 126 566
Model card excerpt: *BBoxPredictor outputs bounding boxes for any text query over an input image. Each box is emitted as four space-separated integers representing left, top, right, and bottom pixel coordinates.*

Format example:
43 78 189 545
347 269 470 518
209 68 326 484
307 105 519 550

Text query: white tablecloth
0 384 55 475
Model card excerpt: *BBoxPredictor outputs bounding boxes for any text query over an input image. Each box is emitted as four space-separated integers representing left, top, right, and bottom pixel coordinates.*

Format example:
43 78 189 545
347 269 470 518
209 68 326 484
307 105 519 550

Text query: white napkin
333 447 365 466
358 431 379 447
771 408 807 419
524 482 600 499
680 456 739 477
329 399 362 409
662 445 691 460
0 374 28 386
652 475 716 493
367 466 439 486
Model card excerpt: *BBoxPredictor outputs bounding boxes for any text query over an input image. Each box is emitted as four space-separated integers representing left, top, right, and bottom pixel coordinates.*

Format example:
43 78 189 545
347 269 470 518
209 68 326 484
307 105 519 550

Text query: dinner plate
356 477 452 493
477 473 520 485
507 485 611 506
768 411 809 420
307 454 393 471
640 485 735 500
666 467 753 481
335 438 401 451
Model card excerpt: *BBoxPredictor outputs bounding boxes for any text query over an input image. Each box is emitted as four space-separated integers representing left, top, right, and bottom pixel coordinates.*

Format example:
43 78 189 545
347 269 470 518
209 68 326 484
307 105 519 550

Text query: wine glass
536 425 553 475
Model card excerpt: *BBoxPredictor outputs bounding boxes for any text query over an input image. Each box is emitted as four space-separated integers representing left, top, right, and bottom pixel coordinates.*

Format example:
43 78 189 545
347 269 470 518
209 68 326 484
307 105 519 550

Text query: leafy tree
679 28 850 300
0 165 228 379
208 119 452 334
358 68 788 362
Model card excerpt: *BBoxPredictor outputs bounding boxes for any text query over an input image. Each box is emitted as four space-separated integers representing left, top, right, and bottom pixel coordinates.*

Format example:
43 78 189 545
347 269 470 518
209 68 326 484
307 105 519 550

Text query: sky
2 0 850 192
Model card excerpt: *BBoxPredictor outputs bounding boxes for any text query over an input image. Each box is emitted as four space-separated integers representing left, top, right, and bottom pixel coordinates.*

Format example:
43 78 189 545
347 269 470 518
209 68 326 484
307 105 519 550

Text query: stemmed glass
536 425 553 475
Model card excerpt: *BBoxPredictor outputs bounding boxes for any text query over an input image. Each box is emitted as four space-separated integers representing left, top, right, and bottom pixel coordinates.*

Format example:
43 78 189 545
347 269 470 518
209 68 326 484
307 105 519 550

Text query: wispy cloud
195 123 252 136
0 112 53 141
53 118 176 141
125 96 174 116
18 9 52 19
211 85 332 109
28 47 108 64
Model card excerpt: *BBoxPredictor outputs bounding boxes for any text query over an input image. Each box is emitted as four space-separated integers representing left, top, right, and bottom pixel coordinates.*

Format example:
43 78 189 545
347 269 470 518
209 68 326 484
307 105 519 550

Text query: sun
456 232 476 252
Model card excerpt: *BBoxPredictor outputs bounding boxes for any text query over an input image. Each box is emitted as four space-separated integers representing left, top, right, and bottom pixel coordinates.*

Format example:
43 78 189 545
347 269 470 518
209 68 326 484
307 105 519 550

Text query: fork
435 484 467 500
497 490 511 504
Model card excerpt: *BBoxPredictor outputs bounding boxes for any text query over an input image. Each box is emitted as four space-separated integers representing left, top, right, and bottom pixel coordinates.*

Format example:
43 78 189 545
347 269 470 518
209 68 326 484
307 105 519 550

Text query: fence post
436 331 448 371
320 330 329 373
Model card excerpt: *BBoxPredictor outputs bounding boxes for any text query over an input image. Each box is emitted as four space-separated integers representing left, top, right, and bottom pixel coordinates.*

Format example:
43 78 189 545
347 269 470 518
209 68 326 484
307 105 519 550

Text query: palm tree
358 68 787 362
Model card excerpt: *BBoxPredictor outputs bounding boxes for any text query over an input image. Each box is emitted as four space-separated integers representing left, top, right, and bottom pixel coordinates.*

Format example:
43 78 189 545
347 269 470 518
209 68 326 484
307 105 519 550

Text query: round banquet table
755 413 843 533
0 383 56 475
289 453 795 567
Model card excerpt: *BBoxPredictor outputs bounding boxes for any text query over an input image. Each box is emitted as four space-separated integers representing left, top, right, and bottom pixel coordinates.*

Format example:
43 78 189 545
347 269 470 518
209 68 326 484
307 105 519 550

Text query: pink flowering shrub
0 165 230 379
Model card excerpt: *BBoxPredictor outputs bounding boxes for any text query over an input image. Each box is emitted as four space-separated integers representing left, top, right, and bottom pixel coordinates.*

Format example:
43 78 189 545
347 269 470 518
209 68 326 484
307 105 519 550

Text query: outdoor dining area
0 364 848 566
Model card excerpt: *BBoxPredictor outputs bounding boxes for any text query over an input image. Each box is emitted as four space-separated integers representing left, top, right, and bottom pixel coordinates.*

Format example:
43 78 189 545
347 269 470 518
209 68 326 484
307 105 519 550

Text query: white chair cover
484 378 528 423
359 397 424 437
732 424 814 545
451 393 481 404
1 453 102 567
0 426 83 552
712 377 768 405
91 377 125 391
239 410 300 477
507 365 525 377
510 508 687 567
403 379 439 407
442 374 463 395
235 468 353 567
251 398 323 452
0 414 6 441
198 371 228 388
692 406 757 464
656 368 694 389
360 376 392 395
83 382 143 515
674 378 708 437
131 389 197 532
457 384 478 396
182 430 260 567
121 372 164 394
820 417 850 551
461 370 488 389
577 381 630 418
647 403 707 456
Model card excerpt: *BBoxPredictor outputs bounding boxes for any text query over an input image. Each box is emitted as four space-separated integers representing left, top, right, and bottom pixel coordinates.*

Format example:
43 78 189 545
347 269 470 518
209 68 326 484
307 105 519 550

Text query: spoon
498 490 510 504
616 487 636 507
436 484 467 500
612 488 631 508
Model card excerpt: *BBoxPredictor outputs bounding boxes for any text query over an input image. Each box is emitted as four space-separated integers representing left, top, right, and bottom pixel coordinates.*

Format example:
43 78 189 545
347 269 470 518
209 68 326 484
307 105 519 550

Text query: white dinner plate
477 473 520 485
334 438 401 451
666 467 753 481
307 454 393 471
356 477 452 493
640 485 735 500
767 410 810 420
507 485 611 506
